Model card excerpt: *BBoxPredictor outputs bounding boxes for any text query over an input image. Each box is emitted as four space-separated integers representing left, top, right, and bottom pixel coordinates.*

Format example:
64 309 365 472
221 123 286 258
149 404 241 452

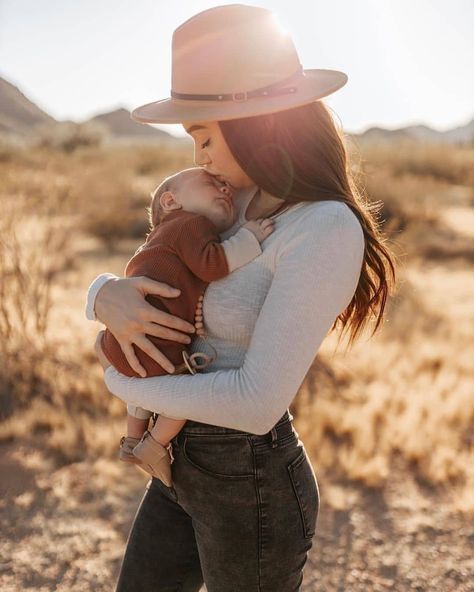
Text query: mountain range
0 76 180 145
0 75 472 145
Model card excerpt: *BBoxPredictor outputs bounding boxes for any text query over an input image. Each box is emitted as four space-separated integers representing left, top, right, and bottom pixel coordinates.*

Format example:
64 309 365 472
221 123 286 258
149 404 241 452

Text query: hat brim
130 69 347 124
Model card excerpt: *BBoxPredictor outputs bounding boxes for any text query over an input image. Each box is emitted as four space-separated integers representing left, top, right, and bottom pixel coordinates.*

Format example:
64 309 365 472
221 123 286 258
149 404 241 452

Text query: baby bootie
132 431 173 487
119 436 142 464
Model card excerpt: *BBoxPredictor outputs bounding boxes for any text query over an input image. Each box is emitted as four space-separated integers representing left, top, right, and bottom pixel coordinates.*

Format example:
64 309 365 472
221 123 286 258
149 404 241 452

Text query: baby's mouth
215 196 233 211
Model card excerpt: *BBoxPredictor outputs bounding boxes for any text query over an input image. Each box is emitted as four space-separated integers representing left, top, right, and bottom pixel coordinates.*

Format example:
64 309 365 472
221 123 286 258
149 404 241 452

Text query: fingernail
168 365 175 373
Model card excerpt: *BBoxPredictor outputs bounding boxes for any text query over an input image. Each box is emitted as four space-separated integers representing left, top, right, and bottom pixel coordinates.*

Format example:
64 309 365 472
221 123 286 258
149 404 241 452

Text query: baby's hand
243 218 275 243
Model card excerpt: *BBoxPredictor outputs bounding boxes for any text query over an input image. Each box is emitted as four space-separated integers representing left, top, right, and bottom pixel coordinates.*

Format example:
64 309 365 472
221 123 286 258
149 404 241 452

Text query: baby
99 167 274 487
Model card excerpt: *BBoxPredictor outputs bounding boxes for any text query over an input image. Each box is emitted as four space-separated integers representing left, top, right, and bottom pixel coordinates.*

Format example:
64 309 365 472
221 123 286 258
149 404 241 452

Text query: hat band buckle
171 66 302 103
232 91 248 102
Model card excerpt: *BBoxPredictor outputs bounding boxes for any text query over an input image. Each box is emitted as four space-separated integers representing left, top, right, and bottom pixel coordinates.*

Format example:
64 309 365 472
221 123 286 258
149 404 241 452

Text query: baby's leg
149 415 187 446
127 405 152 439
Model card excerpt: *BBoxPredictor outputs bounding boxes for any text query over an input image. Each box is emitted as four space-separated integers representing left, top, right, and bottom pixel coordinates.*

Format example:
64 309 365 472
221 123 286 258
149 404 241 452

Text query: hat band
171 67 303 102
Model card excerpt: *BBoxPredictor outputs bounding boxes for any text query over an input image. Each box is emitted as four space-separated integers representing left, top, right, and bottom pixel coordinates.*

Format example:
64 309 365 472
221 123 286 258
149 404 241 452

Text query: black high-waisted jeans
115 410 320 592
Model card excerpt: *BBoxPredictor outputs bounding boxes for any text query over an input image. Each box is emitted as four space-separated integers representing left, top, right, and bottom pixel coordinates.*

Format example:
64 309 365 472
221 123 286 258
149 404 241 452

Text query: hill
356 119 474 145
0 74 472 146
88 107 178 142
0 76 56 136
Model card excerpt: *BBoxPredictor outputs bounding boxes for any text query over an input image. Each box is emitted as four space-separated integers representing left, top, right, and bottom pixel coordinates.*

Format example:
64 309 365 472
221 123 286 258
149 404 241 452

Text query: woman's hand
94 276 196 377
94 330 111 371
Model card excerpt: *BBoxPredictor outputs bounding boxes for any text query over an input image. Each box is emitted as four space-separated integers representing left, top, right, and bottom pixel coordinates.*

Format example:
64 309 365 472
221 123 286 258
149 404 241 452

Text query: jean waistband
178 409 294 442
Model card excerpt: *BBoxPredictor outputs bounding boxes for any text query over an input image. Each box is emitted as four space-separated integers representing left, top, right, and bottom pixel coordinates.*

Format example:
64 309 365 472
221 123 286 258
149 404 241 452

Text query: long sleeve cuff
84 273 119 321
221 227 262 272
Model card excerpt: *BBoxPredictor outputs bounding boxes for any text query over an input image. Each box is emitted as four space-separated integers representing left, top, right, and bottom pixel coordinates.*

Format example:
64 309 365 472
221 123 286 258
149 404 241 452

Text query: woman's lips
214 175 234 189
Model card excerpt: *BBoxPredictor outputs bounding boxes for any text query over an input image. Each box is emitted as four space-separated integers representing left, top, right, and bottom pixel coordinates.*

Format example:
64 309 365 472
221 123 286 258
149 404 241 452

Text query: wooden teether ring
189 352 212 370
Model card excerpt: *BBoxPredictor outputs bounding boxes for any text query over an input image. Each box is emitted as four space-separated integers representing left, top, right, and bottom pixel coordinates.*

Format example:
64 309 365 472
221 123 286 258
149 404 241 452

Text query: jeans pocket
182 435 255 480
287 448 320 539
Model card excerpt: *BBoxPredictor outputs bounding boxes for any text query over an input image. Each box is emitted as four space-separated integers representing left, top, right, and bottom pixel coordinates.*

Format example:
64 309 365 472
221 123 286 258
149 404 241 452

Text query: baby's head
149 167 235 232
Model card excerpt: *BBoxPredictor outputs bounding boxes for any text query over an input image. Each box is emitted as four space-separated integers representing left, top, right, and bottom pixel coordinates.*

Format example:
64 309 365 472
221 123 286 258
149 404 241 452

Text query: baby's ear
160 190 172 207
160 190 180 210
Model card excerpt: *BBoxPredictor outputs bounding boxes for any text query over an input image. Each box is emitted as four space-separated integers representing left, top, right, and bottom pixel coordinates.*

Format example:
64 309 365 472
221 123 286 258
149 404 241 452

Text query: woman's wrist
85 273 119 321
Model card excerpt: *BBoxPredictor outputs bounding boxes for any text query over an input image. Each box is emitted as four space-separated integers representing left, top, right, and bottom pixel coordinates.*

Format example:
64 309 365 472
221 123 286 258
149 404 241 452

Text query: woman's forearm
85 273 119 321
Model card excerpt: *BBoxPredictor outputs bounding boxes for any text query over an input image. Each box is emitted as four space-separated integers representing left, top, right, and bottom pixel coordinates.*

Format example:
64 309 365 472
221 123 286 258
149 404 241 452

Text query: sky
0 0 473 138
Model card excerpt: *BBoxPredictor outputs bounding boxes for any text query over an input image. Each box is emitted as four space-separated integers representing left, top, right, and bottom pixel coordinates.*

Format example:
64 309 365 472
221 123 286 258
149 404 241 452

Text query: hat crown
171 4 301 96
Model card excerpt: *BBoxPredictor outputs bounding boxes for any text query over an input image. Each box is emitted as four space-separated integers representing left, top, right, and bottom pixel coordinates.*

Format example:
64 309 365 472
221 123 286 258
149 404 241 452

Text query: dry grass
0 139 473 513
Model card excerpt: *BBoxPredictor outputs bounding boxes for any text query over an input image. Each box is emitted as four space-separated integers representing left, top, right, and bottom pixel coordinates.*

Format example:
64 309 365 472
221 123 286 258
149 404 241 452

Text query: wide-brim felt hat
131 4 348 124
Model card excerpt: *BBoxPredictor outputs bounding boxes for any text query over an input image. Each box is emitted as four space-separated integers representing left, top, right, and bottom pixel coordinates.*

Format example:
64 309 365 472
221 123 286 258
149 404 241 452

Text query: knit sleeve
173 215 230 282
220 227 262 272
104 203 365 435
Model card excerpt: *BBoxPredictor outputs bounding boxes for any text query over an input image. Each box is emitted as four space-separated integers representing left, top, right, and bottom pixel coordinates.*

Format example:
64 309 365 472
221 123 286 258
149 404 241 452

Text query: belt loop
270 426 278 448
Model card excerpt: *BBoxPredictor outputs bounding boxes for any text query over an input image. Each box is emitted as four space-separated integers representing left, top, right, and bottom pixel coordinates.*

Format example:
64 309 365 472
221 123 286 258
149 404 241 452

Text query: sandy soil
1 441 473 591
2 201 472 591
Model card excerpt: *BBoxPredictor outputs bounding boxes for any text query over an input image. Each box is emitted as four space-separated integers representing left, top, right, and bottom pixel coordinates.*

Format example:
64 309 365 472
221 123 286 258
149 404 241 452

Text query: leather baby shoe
132 431 173 487
119 436 143 464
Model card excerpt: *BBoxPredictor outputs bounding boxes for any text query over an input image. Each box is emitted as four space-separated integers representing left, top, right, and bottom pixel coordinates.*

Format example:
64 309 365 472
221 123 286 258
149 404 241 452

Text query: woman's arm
104 204 365 435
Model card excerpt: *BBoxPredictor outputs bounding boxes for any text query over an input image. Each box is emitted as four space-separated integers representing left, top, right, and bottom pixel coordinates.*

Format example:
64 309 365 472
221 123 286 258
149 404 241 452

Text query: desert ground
1 133 473 591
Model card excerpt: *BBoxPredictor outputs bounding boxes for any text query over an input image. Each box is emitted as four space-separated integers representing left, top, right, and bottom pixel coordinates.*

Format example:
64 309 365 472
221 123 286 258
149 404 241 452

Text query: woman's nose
194 148 210 166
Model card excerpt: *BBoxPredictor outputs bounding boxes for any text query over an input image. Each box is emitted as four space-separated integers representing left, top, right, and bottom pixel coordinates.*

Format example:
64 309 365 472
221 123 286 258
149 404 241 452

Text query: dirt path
1 442 473 591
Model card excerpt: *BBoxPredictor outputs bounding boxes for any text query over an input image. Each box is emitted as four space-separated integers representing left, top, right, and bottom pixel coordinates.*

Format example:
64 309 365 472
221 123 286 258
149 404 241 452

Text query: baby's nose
220 185 233 197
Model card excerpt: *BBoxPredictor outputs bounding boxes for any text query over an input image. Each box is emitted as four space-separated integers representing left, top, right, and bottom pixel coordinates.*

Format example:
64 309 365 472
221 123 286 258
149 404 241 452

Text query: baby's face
174 169 236 232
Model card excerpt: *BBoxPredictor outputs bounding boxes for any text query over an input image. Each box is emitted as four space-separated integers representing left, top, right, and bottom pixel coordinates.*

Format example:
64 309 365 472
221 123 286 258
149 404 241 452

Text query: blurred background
0 1 473 590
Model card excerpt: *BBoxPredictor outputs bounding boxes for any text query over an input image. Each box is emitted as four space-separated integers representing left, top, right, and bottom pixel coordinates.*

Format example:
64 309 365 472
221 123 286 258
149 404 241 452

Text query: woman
89 5 396 591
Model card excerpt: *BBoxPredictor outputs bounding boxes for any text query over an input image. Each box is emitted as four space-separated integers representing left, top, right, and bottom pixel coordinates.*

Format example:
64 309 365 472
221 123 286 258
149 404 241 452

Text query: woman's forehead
182 121 217 134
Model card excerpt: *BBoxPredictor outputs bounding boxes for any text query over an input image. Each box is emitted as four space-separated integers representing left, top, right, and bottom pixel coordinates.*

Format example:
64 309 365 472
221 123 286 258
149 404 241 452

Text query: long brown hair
219 101 398 349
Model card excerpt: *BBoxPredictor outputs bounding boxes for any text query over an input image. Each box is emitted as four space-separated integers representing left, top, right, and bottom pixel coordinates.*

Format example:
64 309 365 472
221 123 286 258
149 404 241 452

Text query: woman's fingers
135 277 196 333
143 322 192 345
134 335 176 373
120 342 147 377
136 276 182 299
143 308 195 337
